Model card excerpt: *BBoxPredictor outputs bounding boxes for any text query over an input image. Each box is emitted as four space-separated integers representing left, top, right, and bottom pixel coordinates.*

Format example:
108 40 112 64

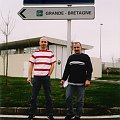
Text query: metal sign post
67 5 72 57
67 19 71 57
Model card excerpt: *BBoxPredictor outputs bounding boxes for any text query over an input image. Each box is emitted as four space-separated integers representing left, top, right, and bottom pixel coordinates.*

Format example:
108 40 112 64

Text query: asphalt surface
0 115 120 120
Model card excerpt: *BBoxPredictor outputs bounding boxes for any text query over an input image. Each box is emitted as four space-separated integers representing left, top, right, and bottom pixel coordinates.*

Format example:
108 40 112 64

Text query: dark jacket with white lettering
62 53 93 84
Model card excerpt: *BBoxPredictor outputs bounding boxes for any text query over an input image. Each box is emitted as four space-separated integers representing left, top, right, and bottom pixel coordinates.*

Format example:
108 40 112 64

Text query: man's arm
27 62 34 83
48 63 55 76
85 55 93 87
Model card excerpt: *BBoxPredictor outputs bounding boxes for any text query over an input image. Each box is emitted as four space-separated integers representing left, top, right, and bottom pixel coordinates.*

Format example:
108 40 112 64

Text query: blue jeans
28 76 53 116
66 84 85 117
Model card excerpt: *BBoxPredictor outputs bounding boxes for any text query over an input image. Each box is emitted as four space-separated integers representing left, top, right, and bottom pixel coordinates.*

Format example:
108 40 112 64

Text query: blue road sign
23 0 94 5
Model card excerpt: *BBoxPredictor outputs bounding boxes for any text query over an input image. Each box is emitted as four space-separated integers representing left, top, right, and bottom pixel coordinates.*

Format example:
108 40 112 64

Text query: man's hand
60 80 65 85
27 77 33 86
27 77 31 83
85 80 90 87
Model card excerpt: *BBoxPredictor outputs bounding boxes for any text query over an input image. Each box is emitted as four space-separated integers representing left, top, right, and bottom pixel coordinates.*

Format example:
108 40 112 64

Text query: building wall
0 45 102 79
0 54 31 77
49 45 67 79
91 57 102 79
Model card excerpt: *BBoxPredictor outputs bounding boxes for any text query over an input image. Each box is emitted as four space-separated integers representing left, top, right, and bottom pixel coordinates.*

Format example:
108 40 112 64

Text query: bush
102 67 120 75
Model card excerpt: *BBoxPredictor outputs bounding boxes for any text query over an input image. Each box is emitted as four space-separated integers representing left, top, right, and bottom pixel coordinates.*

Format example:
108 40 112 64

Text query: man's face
39 37 48 49
73 43 81 54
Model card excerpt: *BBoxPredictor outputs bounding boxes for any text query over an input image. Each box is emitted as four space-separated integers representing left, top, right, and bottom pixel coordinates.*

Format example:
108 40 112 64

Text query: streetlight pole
100 24 103 59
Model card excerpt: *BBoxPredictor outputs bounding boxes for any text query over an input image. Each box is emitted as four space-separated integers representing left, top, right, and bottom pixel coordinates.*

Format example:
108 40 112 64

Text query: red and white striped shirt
29 49 56 76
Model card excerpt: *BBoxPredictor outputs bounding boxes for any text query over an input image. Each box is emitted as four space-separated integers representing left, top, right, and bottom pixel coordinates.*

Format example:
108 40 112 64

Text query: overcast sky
0 0 120 62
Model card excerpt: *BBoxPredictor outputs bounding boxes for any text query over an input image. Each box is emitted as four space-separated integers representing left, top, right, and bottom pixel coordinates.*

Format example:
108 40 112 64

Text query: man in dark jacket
60 42 93 120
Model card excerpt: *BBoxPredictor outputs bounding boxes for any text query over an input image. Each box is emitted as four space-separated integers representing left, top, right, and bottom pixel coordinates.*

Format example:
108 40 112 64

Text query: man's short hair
73 42 81 46
39 36 48 42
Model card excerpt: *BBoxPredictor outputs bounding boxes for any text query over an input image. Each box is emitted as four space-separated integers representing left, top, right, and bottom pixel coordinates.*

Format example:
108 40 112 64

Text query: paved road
93 79 120 84
0 115 120 120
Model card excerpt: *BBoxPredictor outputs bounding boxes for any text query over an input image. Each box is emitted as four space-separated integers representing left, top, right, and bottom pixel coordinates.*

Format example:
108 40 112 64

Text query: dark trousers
66 84 85 117
28 76 53 116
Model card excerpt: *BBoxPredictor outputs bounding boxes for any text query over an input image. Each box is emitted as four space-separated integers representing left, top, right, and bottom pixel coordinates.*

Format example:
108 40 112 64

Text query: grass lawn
0 76 120 108
99 74 120 81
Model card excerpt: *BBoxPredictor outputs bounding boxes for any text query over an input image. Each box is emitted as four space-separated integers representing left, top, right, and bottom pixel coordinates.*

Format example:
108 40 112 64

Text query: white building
0 36 102 79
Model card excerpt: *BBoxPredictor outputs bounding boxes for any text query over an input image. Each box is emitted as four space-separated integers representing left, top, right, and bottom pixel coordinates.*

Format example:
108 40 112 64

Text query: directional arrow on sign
18 8 26 19
18 6 95 20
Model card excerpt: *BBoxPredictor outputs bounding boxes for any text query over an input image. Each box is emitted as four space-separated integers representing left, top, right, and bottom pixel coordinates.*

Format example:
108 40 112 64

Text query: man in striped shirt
27 37 56 120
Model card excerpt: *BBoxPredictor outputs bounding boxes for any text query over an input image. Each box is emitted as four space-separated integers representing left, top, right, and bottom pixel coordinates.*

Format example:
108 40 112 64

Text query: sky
0 0 120 62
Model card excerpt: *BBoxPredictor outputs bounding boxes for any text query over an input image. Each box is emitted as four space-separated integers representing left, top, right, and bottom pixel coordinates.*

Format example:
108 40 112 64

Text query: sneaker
73 116 80 120
64 115 74 120
48 115 55 120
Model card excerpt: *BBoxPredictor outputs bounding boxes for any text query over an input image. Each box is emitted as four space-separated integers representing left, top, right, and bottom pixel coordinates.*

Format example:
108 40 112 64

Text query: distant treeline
103 67 120 75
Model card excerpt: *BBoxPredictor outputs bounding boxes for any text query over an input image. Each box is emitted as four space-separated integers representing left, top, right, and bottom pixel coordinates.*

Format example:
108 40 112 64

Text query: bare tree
112 56 115 68
0 11 15 85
